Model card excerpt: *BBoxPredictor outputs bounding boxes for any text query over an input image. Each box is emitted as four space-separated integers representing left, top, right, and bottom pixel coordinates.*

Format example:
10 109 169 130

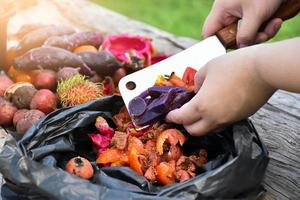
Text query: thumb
202 11 224 38
236 12 263 47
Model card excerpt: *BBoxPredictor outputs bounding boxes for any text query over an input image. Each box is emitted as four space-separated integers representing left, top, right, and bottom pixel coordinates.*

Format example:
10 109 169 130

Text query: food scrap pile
66 68 207 186
72 106 207 186
0 24 168 134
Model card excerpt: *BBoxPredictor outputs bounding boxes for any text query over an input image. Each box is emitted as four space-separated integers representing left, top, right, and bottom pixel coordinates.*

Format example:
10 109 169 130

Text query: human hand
202 0 284 47
166 46 276 136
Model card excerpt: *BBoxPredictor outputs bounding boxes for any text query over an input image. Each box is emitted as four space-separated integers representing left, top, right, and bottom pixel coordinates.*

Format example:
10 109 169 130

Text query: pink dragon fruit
95 116 114 137
101 34 154 68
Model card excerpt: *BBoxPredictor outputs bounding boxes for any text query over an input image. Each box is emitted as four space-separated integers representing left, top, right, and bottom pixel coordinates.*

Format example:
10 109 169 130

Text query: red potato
0 74 14 97
33 69 57 91
30 89 57 114
0 100 18 126
13 109 29 127
16 109 45 133
4 83 37 109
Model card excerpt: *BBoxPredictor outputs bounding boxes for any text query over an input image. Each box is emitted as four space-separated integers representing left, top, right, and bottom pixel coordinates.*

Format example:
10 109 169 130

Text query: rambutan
57 74 103 107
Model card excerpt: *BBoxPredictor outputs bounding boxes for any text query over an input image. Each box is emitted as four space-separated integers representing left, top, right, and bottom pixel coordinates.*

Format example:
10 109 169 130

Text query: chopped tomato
144 140 160 167
156 161 176 185
144 140 155 151
144 166 157 182
163 145 183 162
182 67 197 86
156 129 186 155
96 148 128 166
127 136 144 152
128 147 144 175
127 136 147 175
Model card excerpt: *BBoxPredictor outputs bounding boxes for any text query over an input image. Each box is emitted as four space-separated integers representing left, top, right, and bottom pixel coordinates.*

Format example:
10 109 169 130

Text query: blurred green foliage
91 0 300 42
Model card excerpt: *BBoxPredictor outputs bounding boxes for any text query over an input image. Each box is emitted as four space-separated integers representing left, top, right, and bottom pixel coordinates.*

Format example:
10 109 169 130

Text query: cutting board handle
216 0 300 49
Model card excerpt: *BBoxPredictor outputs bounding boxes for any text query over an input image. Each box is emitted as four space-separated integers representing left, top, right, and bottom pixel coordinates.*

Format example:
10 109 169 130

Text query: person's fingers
165 95 203 125
194 67 207 93
255 18 282 44
236 12 264 47
202 10 224 38
183 118 213 136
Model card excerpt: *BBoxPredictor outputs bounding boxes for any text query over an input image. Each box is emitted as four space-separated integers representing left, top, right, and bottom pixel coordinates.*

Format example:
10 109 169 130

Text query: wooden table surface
1 0 299 199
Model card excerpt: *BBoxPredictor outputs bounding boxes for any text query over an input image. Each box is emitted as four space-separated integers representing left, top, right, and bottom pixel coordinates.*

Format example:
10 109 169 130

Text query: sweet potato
44 31 103 51
77 50 121 76
13 47 93 76
10 24 48 40
15 25 75 56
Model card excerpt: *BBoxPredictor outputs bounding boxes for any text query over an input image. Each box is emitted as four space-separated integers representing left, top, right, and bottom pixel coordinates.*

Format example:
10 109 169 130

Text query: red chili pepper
182 67 197 86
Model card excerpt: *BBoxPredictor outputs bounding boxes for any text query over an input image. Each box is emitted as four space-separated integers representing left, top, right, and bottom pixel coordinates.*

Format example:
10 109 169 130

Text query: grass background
91 0 299 42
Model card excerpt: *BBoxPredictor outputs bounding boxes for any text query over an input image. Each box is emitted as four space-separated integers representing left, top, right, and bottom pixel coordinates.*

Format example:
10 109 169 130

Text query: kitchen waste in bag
0 96 268 200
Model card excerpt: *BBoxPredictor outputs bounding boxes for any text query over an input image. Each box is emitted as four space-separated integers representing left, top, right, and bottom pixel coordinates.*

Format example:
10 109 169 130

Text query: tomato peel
128 147 144 175
96 148 128 165
182 67 197 86
156 129 186 155
156 161 176 185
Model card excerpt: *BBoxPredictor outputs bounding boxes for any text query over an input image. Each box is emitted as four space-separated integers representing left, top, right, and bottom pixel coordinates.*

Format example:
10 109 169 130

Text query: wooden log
251 103 300 200
268 90 300 118
3 0 300 199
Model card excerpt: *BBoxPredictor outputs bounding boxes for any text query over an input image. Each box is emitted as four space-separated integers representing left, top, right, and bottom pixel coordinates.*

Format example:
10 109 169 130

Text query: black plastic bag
0 96 269 200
